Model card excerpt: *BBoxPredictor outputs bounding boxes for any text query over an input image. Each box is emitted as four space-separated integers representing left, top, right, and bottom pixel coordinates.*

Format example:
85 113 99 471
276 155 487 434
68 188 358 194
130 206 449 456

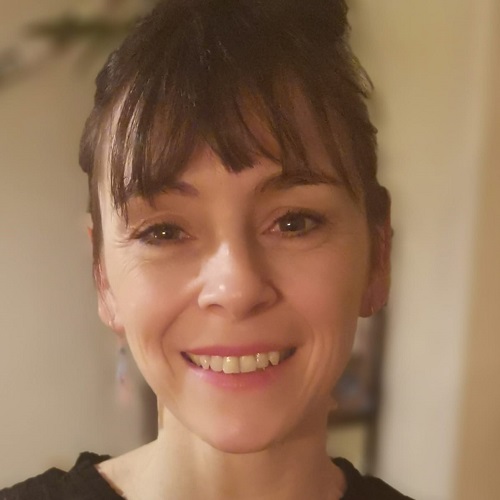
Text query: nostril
197 243 279 319
198 280 280 320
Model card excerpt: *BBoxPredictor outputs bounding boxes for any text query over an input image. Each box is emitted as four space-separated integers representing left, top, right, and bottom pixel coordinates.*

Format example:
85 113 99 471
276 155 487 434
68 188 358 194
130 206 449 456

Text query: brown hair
79 0 390 268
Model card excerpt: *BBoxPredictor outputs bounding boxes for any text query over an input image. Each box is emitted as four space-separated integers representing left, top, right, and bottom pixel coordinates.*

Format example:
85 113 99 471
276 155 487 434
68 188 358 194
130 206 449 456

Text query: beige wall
454 2 500 497
0 2 144 487
350 1 497 498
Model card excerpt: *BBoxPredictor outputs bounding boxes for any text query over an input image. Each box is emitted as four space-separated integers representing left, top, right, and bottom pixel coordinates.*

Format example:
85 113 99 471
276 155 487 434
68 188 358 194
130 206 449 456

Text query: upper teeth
186 350 290 374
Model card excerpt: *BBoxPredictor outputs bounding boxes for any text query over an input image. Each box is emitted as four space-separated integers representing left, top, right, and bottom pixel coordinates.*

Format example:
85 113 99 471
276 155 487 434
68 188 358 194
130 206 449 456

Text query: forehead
172 147 340 193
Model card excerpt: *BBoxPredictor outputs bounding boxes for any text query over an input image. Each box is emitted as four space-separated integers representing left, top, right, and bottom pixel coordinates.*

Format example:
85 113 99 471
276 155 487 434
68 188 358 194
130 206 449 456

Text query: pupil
155 226 177 239
281 216 304 232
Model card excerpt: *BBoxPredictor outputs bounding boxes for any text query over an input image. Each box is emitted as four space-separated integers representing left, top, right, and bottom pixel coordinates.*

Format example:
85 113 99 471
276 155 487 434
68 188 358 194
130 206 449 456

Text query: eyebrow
165 171 340 196
161 180 200 197
127 169 339 206
256 171 340 193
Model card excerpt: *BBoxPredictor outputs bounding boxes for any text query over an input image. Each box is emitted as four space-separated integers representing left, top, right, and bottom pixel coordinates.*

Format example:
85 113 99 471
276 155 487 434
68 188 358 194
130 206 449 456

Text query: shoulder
0 467 65 500
333 457 415 500
0 452 116 500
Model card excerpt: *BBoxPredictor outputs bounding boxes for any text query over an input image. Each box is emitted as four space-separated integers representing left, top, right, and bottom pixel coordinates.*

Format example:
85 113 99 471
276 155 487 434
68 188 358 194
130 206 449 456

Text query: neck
113 409 345 500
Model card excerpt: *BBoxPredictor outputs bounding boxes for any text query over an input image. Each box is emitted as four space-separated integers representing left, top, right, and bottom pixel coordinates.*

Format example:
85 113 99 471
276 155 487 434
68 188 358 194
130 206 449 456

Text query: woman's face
97 146 376 453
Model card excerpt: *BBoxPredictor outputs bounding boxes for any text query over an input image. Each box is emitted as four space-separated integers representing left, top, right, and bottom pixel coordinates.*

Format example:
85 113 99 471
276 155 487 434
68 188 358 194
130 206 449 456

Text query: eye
135 223 190 245
269 210 325 237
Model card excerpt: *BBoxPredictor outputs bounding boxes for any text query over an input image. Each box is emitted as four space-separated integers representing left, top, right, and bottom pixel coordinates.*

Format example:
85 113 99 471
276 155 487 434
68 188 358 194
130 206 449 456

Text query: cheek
108 258 198 352
277 247 368 387
107 260 202 401
278 245 369 327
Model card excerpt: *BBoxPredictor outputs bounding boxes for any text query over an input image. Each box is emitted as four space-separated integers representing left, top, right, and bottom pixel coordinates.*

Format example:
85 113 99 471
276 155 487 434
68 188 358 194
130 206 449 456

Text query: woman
1 0 412 498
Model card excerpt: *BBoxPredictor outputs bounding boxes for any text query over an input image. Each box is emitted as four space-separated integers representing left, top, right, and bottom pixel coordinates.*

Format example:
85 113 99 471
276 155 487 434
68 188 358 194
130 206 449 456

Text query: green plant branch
27 15 136 49
0 11 139 89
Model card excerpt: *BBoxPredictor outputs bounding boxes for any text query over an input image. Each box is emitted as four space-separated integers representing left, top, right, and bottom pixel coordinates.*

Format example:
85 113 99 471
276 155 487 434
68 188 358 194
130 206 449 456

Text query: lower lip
186 356 292 390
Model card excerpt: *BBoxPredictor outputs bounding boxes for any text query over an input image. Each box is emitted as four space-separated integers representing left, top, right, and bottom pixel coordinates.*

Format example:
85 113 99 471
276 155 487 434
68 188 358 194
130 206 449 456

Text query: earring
116 338 132 405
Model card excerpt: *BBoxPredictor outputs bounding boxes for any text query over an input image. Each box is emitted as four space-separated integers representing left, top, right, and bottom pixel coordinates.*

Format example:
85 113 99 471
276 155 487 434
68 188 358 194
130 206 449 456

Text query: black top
0 452 413 499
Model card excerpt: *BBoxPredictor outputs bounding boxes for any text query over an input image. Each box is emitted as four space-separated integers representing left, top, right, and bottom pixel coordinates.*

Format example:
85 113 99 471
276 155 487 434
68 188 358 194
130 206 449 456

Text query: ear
94 260 125 336
84 213 93 243
359 217 392 318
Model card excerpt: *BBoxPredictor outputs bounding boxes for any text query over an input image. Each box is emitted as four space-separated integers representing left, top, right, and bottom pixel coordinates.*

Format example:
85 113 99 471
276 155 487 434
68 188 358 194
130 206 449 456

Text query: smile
184 349 295 374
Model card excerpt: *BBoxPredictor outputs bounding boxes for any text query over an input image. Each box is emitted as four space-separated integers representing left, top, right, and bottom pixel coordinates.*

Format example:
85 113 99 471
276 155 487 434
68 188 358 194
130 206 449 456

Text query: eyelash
133 210 325 246
268 210 326 238
134 223 189 246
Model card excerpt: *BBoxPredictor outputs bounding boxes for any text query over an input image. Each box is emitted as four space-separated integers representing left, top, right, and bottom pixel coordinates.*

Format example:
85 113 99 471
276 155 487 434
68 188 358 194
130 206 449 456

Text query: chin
204 431 278 455
195 416 292 455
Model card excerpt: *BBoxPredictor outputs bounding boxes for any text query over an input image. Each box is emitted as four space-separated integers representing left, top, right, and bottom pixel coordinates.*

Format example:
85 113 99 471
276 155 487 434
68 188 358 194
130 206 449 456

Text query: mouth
182 348 296 374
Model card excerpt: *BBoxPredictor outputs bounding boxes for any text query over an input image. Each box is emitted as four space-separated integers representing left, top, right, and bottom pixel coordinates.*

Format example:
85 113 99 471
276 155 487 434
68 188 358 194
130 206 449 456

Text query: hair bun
253 0 349 39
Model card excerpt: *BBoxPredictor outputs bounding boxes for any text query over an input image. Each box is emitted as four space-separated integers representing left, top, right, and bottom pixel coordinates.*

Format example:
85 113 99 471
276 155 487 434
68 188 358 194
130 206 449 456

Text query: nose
197 241 279 321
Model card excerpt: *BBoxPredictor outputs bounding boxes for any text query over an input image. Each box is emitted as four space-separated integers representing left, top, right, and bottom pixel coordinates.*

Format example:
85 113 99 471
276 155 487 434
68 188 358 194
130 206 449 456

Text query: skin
93 142 390 499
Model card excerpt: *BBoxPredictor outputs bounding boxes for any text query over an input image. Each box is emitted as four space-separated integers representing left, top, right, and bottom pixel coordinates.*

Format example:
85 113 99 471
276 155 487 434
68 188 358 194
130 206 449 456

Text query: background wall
0 0 145 487
350 1 500 499
454 3 500 498
1 1 498 499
